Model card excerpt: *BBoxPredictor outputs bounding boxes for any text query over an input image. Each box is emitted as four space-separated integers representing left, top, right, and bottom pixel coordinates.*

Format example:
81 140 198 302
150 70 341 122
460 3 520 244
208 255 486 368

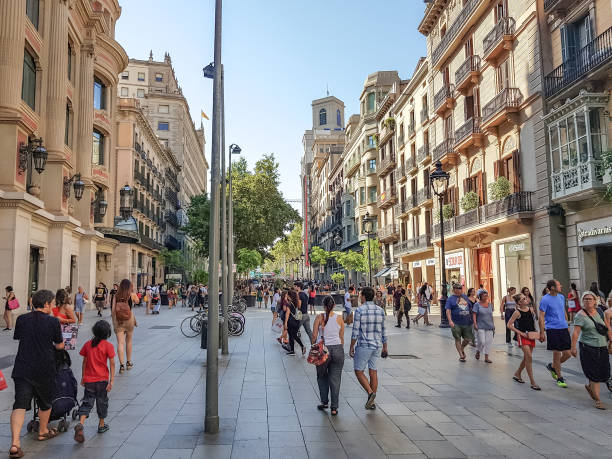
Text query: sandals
38 427 59 441
317 404 328 411
484 359 493 364
126 361 134 370
513 376 525 384
475 351 480 360
8 445 24 459
119 364 125 374
331 408 338 416
531 385 541 391
459 357 466 362
74 424 85 443
595 400 606 410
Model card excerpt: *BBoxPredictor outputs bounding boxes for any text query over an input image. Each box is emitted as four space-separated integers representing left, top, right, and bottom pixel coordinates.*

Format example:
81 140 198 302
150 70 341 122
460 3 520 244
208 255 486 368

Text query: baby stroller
27 350 79 433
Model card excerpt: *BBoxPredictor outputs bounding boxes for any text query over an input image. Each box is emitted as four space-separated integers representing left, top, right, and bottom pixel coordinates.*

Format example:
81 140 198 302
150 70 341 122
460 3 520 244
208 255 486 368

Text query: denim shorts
353 346 379 372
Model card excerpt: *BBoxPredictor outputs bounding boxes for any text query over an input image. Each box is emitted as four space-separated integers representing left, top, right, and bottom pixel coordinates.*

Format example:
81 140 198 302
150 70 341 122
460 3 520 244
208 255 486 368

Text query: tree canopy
237 248 262 275
262 222 302 274
185 154 301 258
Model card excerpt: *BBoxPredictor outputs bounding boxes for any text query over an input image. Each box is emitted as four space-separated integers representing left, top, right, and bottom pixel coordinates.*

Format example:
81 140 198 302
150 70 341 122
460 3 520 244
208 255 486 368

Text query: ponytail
91 320 111 348
323 296 335 325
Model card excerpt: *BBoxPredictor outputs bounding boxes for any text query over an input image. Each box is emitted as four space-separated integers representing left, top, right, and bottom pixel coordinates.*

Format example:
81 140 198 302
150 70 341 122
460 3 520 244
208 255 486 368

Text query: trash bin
245 294 256 308
200 316 224 350
160 292 169 306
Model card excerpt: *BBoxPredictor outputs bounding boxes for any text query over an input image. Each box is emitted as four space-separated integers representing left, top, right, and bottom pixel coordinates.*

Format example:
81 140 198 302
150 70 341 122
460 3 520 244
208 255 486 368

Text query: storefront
576 216 612 296
411 258 436 289
496 236 533 298
445 251 465 287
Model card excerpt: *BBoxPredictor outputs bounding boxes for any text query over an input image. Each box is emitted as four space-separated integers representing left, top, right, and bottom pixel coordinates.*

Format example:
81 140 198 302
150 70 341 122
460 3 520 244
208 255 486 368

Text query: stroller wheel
26 420 35 433
72 408 79 420
57 420 68 432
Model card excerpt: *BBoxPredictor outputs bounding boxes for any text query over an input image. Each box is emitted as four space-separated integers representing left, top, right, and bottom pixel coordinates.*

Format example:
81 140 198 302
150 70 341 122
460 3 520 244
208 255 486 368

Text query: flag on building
201 110 209 120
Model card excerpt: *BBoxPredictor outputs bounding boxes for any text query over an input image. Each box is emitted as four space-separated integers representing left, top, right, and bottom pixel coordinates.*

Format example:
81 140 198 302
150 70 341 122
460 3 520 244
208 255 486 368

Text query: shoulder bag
307 314 329 366
587 309 610 340
7 298 20 310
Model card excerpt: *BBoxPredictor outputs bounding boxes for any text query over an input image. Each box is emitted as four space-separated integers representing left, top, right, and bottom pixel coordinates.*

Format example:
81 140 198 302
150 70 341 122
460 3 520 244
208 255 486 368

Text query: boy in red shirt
74 320 115 443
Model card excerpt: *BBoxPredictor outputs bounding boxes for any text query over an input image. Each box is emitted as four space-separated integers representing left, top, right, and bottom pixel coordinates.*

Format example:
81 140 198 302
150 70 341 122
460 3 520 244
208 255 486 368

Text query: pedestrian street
1 305 611 459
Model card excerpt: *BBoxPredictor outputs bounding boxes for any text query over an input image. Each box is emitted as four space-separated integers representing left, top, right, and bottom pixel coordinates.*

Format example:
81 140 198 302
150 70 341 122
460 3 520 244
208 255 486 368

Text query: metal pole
220 66 229 355
439 195 450 328
367 233 372 287
204 0 222 435
228 150 234 331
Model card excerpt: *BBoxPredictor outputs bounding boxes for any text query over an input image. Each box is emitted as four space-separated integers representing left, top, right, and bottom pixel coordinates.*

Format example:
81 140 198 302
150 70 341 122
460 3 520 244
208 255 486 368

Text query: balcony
483 17 516 63
432 192 535 238
394 196 416 217
405 156 417 175
544 26 612 99
434 84 455 116
544 0 573 13
454 117 483 151
552 159 606 202
164 235 181 250
416 187 432 206
377 187 397 209
432 138 455 163
417 144 430 164
376 154 396 177
395 163 406 183
393 234 432 256
407 122 416 139
482 88 522 129
377 224 399 243
431 0 484 67
455 55 481 94
140 234 164 252
420 107 429 125
345 156 360 177
164 210 179 228
165 189 180 209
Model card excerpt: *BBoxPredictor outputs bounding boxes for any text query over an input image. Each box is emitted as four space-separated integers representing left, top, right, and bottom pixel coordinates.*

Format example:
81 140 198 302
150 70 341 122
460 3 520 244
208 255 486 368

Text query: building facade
0 0 127 305
119 53 209 281
541 0 612 296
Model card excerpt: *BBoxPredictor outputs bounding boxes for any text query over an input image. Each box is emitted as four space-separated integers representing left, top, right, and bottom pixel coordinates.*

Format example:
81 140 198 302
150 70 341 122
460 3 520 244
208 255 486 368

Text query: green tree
160 248 186 272
309 246 332 265
361 238 382 274
332 250 364 273
193 268 209 285
262 222 303 274
184 194 210 257
237 248 262 275
331 272 345 287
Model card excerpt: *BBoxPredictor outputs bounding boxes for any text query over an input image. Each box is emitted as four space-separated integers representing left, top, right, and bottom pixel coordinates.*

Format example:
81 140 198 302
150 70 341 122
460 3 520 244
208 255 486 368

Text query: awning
387 267 399 278
374 267 390 278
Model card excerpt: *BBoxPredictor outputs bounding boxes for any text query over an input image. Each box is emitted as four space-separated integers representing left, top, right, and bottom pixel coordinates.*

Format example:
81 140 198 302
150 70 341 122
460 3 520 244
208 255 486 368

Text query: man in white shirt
344 286 355 325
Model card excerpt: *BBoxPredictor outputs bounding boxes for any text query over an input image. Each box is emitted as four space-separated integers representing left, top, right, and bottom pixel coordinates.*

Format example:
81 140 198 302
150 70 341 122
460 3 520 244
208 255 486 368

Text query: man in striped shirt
349 286 388 409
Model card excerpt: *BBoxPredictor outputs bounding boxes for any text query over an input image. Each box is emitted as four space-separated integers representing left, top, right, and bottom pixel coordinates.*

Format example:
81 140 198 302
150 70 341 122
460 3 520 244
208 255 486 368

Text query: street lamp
119 184 134 220
362 212 376 287
18 137 48 175
228 143 241 330
430 160 450 328
63 173 85 201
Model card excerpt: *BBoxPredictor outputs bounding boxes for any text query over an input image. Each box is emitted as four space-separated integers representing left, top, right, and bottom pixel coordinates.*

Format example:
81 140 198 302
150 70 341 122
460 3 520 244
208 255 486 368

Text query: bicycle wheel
190 315 204 334
231 317 245 336
228 318 239 336
181 316 200 338
236 301 247 313
231 312 245 324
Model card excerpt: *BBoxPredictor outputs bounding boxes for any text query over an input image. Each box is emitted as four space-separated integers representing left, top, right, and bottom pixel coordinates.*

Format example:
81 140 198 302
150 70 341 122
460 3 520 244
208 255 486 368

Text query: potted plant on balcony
384 117 396 131
433 204 455 222
460 191 479 212
488 176 512 201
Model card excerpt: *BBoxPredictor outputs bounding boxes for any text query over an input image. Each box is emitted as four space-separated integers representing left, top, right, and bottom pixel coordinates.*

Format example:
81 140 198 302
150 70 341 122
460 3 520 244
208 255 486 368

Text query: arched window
336 109 341 126
319 108 327 126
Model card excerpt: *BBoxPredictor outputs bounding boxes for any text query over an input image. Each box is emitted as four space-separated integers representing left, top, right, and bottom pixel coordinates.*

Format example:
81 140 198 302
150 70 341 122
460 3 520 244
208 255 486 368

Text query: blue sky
115 0 426 212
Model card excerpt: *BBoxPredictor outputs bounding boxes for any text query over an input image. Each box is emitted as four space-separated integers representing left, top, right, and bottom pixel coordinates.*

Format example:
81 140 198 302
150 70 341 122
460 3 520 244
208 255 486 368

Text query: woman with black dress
283 290 305 356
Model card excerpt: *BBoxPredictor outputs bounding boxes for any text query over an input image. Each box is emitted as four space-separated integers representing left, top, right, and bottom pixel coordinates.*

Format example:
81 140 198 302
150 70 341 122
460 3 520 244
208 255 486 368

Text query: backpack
401 295 411 312
115 299 131 322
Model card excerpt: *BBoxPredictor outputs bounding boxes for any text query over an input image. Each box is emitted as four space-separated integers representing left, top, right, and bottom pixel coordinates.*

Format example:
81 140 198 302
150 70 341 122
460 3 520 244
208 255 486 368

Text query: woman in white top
271 288 281 325
311 296 345 416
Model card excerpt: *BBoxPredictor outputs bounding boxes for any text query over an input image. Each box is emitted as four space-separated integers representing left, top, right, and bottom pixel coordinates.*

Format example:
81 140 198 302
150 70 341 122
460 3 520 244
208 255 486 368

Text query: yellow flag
201 110 209 120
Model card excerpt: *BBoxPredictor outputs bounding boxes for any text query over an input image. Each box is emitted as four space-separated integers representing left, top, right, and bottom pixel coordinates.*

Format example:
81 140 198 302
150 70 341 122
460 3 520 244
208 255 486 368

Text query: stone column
0 0 26 189
40 0 69 213
75 42 95 230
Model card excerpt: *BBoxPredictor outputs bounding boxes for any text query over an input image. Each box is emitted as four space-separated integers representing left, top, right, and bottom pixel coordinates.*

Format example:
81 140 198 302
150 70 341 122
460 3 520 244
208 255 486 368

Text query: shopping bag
61 324 79 350
307 342 329 366
0 370 8 391
271 317 283 334
7 298 20 310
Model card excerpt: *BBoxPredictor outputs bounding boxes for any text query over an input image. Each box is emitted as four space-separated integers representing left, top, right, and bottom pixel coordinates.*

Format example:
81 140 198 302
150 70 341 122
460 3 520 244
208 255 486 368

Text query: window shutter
560 24 568 64
477 171 484 204
494 160 500 178
512 151 521 192
463 178 468 194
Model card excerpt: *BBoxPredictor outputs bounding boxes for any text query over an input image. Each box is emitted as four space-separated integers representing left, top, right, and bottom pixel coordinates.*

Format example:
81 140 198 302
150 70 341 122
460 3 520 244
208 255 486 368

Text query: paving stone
151 449 193 459
399 425 445 441
305 441 348 458
158 434 199 449
269 445 308 459
373 432 422 455
268 415 301 432
414 410 453 424
337 431 387 458
230 439 269 459
267 430 304 447
301 426 340 442
413 440 467 458
429 422 472 436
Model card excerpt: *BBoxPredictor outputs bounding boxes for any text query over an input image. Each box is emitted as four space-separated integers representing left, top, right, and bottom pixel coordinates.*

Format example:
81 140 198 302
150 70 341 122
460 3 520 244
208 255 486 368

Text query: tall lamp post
334 232 343 288
362 212 376 287
430 160 450 328
228 143 241 312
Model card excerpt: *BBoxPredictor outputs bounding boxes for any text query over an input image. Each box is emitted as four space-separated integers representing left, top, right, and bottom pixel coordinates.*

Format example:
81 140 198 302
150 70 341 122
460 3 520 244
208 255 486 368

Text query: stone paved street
1 305 612 458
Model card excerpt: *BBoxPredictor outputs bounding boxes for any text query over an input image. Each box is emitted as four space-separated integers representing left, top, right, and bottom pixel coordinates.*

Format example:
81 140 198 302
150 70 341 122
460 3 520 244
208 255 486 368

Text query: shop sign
445 252 464 269
426 258 435 266
412 261 422 268
577 216 612 246
504 239 531 257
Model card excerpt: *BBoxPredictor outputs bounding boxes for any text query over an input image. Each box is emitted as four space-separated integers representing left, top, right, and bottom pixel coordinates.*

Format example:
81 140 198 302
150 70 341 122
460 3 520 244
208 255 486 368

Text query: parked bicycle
180 310 245 338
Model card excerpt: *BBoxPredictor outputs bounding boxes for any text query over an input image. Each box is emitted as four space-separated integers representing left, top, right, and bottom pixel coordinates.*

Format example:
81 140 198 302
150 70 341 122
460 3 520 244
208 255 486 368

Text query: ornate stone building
0 0 127 306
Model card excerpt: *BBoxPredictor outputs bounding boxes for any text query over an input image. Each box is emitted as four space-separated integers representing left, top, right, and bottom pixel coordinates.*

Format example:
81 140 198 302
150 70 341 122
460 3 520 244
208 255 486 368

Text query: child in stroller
26 350 79 434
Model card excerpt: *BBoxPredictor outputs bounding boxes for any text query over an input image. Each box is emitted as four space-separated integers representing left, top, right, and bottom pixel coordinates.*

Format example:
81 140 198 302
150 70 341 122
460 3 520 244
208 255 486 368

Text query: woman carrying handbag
3 286 18 331
311 296 345 416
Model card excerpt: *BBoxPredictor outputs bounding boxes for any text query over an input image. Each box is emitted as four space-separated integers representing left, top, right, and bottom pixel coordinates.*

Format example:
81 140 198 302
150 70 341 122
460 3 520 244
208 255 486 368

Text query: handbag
307 315 329 366
527 331 540 341
0 370 7 391
7 298 20 310
588 310 609 340
271 317 283 334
